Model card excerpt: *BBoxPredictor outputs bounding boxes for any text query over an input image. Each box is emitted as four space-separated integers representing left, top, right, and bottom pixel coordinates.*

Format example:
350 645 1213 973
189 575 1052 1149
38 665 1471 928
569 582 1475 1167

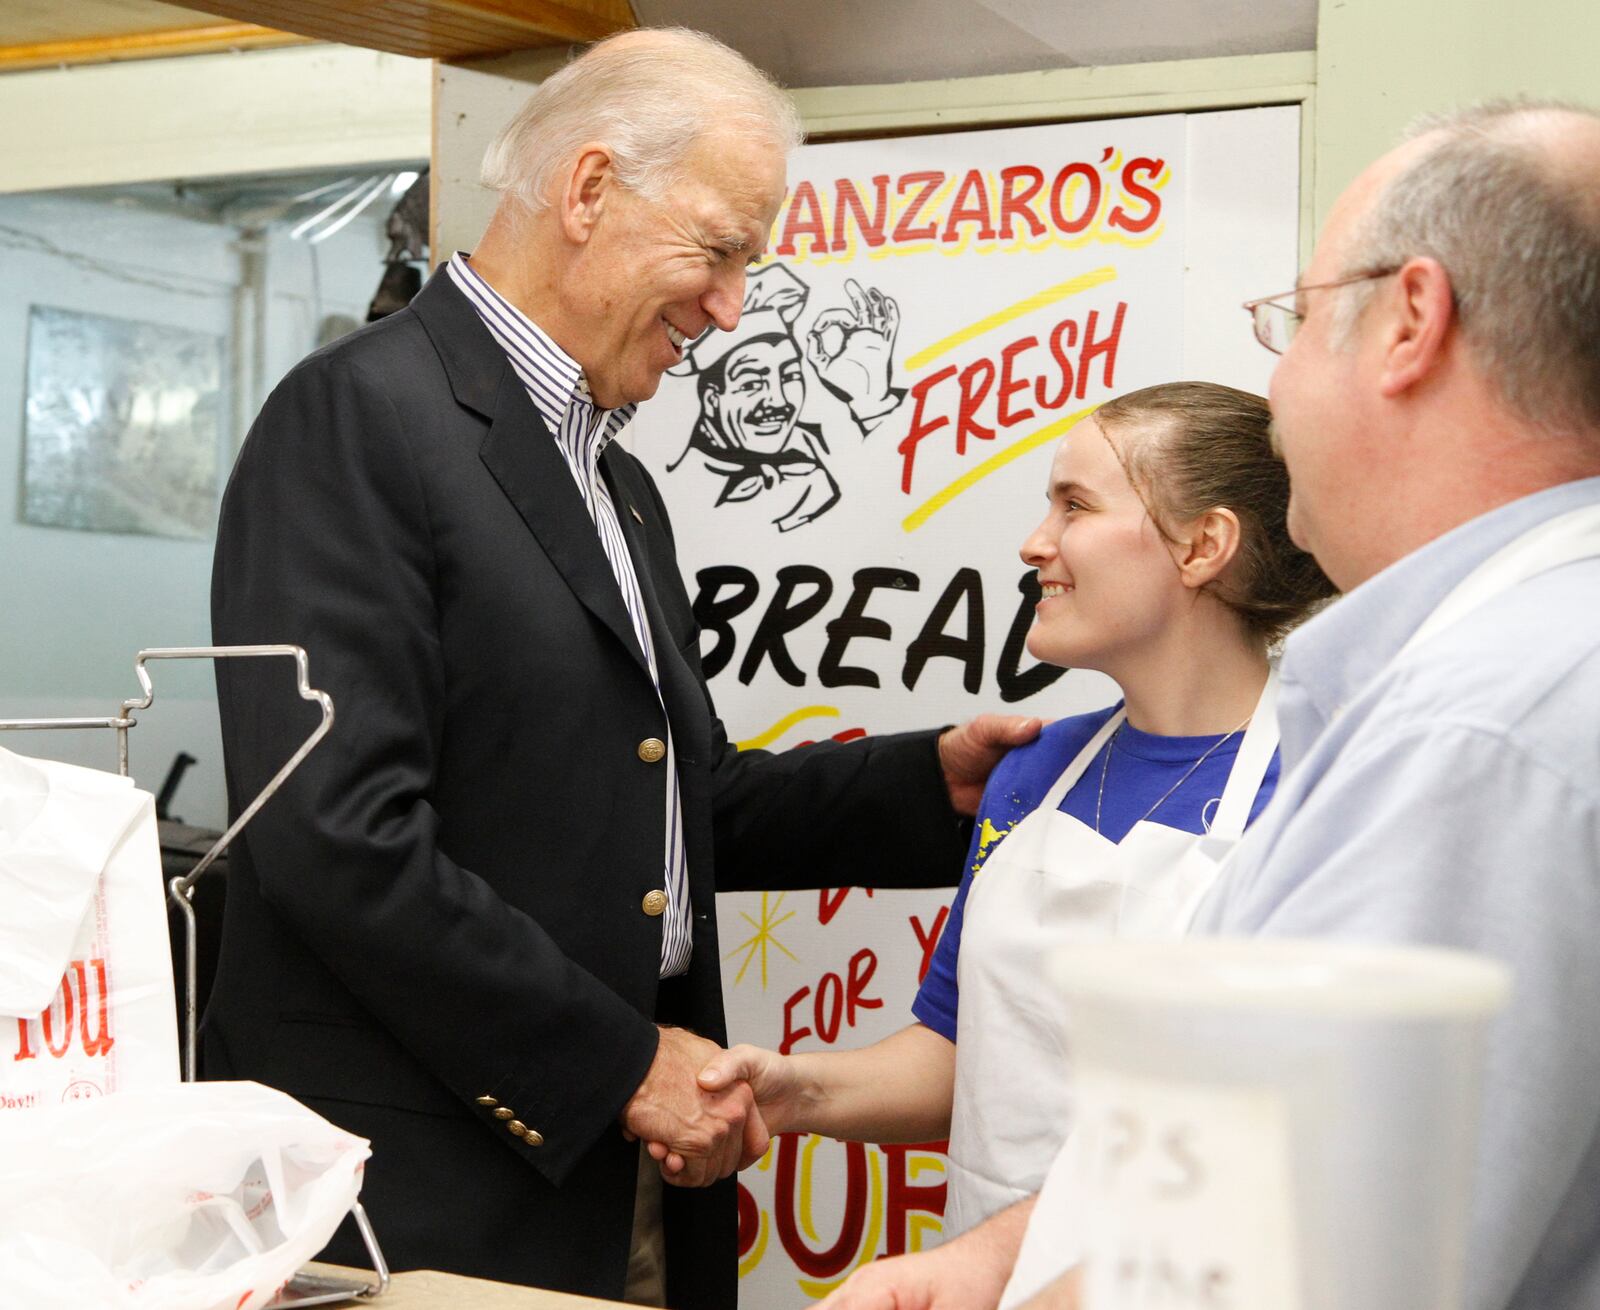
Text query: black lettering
902 567 984 693
996 571 1068 703
739 565 833 686
692 565 759 680
819 568 919 689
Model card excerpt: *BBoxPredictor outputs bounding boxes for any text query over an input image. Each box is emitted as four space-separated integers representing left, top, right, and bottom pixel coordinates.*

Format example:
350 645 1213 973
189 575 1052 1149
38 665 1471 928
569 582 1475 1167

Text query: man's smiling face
572 126 788 410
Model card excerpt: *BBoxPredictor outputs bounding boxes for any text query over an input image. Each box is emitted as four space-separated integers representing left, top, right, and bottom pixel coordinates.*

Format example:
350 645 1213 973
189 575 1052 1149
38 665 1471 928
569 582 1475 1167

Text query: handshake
619 1025 797 1188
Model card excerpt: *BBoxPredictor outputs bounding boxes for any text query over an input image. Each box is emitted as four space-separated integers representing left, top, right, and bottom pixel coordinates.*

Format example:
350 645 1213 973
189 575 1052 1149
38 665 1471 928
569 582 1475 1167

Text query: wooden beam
0 22 308 73
180 0 633 58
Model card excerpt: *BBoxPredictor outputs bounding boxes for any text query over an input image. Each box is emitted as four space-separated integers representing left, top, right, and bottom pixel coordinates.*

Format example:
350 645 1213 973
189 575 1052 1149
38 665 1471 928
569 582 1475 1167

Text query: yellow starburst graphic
725 891 799 988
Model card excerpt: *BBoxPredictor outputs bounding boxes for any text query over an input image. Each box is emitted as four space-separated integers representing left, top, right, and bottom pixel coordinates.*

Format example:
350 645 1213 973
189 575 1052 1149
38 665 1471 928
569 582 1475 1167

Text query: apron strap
1206 664 1282 843
1402 503 1600 656
1038 709 1127 814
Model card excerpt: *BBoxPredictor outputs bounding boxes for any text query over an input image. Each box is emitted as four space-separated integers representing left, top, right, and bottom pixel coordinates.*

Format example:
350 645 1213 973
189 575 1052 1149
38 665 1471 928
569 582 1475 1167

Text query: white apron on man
943 671 1280 1237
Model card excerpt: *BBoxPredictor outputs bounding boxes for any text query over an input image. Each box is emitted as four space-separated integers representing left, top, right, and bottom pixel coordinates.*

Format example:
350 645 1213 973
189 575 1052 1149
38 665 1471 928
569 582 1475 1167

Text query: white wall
0 186 394 828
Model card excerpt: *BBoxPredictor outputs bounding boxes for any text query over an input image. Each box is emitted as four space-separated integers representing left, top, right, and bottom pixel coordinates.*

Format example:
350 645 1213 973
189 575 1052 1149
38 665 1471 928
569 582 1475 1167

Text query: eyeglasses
1243 268 1401 354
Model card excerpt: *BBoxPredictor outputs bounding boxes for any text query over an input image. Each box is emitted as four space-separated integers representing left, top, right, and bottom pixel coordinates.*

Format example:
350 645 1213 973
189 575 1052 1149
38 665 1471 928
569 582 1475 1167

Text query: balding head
1333 101 1600 441
481 27 802 217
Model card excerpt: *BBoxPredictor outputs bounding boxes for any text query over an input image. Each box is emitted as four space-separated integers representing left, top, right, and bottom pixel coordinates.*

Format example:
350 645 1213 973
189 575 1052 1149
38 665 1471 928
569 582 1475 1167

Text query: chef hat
668 263 810 377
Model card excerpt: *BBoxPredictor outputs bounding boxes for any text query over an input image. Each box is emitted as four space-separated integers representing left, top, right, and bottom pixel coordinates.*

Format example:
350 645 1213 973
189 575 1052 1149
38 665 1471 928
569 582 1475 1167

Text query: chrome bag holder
0 645 389 1306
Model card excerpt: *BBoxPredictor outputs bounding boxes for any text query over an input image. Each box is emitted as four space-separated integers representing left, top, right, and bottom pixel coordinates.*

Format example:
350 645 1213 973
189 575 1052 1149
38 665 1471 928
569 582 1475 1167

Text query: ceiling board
632 0 1317 88
0 0 302 71
179 0 634 56
1 0 236 45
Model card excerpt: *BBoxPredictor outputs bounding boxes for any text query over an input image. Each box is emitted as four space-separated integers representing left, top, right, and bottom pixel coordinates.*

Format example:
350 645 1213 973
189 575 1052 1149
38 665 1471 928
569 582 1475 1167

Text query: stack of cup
1051 939 1510 1310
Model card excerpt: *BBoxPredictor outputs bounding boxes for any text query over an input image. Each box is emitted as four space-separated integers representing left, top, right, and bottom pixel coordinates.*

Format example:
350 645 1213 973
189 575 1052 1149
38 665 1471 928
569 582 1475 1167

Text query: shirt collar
1281 476 1600 730
447 251 637 446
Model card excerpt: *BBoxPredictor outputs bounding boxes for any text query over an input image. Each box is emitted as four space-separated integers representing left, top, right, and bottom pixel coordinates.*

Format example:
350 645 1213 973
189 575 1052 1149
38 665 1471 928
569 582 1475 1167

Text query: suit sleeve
212 353 658 1185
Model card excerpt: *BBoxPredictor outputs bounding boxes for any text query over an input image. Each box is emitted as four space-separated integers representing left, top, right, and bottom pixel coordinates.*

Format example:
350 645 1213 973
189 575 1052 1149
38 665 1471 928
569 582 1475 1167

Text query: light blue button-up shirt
1196 476 1600 1310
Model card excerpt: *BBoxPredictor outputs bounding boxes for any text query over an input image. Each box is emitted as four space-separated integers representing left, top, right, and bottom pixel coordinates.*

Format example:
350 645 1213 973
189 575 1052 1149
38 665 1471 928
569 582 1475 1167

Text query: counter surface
301 1263 633 1309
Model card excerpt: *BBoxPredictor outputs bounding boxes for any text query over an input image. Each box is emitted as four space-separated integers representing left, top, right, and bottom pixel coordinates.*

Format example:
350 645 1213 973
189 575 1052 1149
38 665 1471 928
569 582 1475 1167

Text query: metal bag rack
0 645 389 1307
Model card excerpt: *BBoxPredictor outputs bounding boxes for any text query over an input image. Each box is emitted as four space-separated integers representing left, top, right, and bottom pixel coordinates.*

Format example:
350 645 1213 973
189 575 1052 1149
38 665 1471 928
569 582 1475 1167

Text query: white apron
996 498 1600 1309
943 670 1281 1237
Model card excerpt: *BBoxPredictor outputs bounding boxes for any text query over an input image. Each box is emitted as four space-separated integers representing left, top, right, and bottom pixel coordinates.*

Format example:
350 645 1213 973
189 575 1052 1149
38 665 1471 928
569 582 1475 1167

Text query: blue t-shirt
912 706 1281 1042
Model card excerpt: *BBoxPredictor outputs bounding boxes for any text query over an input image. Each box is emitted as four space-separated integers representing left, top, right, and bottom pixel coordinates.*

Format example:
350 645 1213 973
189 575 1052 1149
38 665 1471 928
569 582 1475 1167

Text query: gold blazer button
493 1107 514 1120
641 889 669 917
637 737 666 763
507 1121 528 1138
524 1129 545 1147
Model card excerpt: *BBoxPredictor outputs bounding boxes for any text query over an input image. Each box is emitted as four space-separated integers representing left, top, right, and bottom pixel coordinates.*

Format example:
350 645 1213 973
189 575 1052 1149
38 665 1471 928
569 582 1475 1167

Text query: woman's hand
697 1043 809 1139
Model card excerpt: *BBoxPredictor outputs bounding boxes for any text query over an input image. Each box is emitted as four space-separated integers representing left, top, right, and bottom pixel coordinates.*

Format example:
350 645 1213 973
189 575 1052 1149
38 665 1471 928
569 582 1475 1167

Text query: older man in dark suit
206 27 1036 1310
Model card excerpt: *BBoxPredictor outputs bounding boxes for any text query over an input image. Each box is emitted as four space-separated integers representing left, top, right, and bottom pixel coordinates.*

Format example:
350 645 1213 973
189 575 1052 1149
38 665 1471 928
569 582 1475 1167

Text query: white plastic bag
0 1080 371 1310
0 745 178 1108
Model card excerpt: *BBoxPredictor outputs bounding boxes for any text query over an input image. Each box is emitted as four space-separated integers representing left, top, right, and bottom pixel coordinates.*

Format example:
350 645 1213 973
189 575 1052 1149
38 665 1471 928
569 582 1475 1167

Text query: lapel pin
629 503 644 525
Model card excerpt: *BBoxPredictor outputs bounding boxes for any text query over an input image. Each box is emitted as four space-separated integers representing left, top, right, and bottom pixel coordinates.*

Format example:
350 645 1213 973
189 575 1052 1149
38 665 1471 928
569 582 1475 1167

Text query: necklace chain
1094 711 1253 836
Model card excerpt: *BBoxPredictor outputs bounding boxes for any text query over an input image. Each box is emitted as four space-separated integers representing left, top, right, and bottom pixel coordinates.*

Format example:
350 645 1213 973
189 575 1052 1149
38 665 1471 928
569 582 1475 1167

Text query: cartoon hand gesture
806 279 907 432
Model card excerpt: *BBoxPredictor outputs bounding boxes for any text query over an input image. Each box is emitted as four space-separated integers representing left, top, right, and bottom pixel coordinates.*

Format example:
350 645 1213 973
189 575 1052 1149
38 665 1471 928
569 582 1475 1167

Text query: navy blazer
205 268 967 1307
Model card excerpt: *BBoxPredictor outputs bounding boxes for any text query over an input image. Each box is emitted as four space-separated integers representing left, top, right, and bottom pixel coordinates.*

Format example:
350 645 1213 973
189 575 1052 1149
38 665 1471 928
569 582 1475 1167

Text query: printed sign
1073 1070 1302 1309
631 110 1235 1304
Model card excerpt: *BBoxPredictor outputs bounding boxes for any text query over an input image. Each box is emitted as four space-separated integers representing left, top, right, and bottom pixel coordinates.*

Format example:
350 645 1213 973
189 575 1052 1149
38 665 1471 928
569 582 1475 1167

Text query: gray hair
1335 99 1600 437
481 27 803 213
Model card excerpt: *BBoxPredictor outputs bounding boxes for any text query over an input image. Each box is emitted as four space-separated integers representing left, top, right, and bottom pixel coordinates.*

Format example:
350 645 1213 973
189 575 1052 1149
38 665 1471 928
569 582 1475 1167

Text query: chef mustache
736 399 797 426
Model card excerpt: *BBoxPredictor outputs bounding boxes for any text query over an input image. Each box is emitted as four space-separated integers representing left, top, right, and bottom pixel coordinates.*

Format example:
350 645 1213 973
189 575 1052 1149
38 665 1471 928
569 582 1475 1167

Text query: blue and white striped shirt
448 252 691 978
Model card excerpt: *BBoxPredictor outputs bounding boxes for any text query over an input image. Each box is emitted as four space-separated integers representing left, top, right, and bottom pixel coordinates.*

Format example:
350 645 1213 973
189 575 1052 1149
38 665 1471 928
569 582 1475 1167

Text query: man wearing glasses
814 99 1600 1310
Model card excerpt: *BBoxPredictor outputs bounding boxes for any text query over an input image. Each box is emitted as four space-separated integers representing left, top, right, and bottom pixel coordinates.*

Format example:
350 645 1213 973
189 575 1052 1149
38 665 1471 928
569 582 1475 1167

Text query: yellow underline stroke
903 266 1117 373
738 1210 771 1279
735 705 841 751
902 403 1102 533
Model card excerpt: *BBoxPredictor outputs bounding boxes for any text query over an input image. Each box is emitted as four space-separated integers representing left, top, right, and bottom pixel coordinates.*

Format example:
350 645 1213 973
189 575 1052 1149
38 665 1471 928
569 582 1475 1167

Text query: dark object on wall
368 167 429 321
154 751 197 821
367 262 423 321
158 820 228 1035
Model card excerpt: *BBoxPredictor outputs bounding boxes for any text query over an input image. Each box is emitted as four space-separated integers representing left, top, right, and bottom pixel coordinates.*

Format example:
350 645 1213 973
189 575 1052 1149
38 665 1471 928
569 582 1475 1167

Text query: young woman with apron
685 382 1335 1236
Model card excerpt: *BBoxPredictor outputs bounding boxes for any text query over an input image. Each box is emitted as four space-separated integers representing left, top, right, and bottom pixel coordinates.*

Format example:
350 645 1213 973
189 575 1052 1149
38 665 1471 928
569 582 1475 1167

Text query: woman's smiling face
1019 417 1193 674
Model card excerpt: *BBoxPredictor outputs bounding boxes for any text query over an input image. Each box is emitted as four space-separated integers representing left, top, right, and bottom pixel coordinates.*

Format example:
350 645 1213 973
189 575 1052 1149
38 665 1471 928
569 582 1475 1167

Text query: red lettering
780 987 813 1055
41 974 74 1060
831 175 890 251
940 169 997 244
1049 162 1102 235
818 886 874 926
776 181 828 258
910 907 950 984
75 959 114 1058
899 365 957 494
1076 303 1127 399
737 1181 760 1259
956 357 997 453
774 1134 869 1277
881 1141 950 1256
13 1016 35 1063
814 972 843 1044
997 336 1039 428
1036 318 1079 411
1109 158 1164 233
845 948 882 1025
998 166 1046 239
893 172 946 243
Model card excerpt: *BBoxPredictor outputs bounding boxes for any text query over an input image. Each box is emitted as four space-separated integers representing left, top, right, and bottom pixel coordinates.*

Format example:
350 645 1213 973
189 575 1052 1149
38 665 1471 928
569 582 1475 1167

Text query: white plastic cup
1051 938 1510 1310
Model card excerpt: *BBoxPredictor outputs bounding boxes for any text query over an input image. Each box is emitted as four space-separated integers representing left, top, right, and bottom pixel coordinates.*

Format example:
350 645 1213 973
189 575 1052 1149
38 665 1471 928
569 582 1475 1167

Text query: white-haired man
207 28 1037 1307
806 100 1600 1310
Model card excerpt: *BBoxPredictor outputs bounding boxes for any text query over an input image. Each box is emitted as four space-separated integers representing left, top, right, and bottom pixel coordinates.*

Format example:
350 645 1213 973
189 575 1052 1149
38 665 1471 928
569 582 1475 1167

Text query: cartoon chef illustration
669 265 906 532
